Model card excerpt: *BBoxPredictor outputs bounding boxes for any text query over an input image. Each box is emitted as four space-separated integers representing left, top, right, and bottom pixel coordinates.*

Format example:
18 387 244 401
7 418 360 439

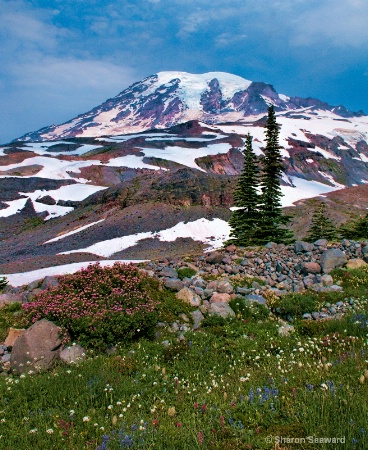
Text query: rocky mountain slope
1 72 368 272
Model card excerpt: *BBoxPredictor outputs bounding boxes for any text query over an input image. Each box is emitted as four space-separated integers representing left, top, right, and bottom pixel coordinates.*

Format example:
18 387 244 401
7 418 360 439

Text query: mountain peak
16 71 365 142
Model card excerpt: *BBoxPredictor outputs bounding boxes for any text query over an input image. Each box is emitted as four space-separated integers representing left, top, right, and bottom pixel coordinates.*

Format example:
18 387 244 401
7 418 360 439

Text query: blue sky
1 0 368 143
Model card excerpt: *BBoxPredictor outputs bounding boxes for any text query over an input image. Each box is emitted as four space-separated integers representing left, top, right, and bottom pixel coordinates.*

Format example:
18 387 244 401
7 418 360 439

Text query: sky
1 0 368 144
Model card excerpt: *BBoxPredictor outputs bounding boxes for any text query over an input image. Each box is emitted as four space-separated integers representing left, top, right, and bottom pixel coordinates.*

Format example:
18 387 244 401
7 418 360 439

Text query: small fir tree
0 276 8 291
228 133 260 246
340 213 368 240
306 202 338 242
254 105 293 244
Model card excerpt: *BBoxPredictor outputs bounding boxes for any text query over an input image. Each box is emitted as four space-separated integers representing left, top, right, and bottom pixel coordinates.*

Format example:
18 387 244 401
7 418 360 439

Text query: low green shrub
229 297 270 321
0 302 26 341
23 262 162 349
22 217 44 230
177 267 197 280
277 292 323 317
156 291 193 323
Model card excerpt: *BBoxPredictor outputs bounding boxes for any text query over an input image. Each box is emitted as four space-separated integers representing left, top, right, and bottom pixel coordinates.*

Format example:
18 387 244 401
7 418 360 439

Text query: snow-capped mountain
2 71 368 273
17 71 365 142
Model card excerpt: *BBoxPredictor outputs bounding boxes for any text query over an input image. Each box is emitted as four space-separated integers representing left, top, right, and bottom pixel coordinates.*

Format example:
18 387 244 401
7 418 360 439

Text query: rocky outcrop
320 249 348 274
10 319 62 374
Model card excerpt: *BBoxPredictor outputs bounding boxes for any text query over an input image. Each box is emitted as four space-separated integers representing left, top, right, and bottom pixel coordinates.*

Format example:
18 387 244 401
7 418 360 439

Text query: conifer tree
306 202 338 242
254 105 293 244
340 213 368 240
228 133 260 246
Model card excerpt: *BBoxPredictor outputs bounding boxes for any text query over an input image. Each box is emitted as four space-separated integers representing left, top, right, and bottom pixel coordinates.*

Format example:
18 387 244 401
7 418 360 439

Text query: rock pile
1 238 367 375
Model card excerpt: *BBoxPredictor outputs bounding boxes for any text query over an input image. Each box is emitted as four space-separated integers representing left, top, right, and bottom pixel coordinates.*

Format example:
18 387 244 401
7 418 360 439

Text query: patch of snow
0 156 102 182
32 201 74 220
306 158 314 163
59 218 231 257
20 142 103 156
0 198 28 217
144 135 222 142
44 219 106 243
2 260 148 287
26 184 107 203
358 153 368 163
279 94 290 102
96 133 176 143
104 155 164 171
281 177 339 207
317 172 346 189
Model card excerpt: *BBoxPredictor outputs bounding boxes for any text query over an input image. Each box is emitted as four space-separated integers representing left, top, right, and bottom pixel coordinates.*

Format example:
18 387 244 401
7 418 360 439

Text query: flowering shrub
23 263 161 348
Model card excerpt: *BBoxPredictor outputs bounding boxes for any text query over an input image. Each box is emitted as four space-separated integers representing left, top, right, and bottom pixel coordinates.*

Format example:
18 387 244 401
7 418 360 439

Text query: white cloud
288 1 368 48
0 0 138 142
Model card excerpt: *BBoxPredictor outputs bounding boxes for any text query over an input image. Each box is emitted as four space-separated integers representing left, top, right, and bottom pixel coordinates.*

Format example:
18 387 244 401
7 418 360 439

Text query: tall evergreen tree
254 105 293 244
306 202 338 242
228 133 260 246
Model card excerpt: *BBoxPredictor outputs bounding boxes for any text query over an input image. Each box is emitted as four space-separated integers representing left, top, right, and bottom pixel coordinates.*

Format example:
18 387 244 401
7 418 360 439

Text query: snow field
59 218 231 258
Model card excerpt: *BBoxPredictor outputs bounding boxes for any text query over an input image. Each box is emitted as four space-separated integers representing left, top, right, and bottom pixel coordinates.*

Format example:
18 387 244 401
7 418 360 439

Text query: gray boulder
205 252 223 264
10 319 62 374
294 241 314 253
41 276 59 290
206 280 233 294
0 293 22 307
191 310 204 330
164 278 184 291
245 294 267 305
208 302 235 319
314 239 328 246
60 345 86 364
320 249 347 273
160 267 178 278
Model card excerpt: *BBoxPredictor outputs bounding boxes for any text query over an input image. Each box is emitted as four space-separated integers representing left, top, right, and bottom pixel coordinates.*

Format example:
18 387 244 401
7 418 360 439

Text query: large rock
346 258 367 269
205 252 224 264
191 310 204 330
301 262 321 275
320 249 347 274
60 345 86 364
314 239 328 247
0 293 22 307
208 302 235 319
294 241 314 253
210 293 231 303
206 280 234 294
176 288 201 307
41 276 59 291
160 267 178 278
10 319 62 374
164 278 184 291
245 294 267 305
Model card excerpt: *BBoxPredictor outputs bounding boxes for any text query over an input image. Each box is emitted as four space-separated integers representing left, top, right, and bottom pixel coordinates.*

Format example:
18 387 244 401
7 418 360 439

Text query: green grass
1 266 368 449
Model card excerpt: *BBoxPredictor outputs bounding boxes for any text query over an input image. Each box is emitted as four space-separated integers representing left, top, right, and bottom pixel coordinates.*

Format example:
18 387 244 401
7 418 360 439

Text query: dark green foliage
254 106 293 245
276 292 323 317
0 276 8 291
22 217 44 230
177 267 197 280
306 202 338 242
229 297 270 321
228 133 261 246
340 212 368 240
